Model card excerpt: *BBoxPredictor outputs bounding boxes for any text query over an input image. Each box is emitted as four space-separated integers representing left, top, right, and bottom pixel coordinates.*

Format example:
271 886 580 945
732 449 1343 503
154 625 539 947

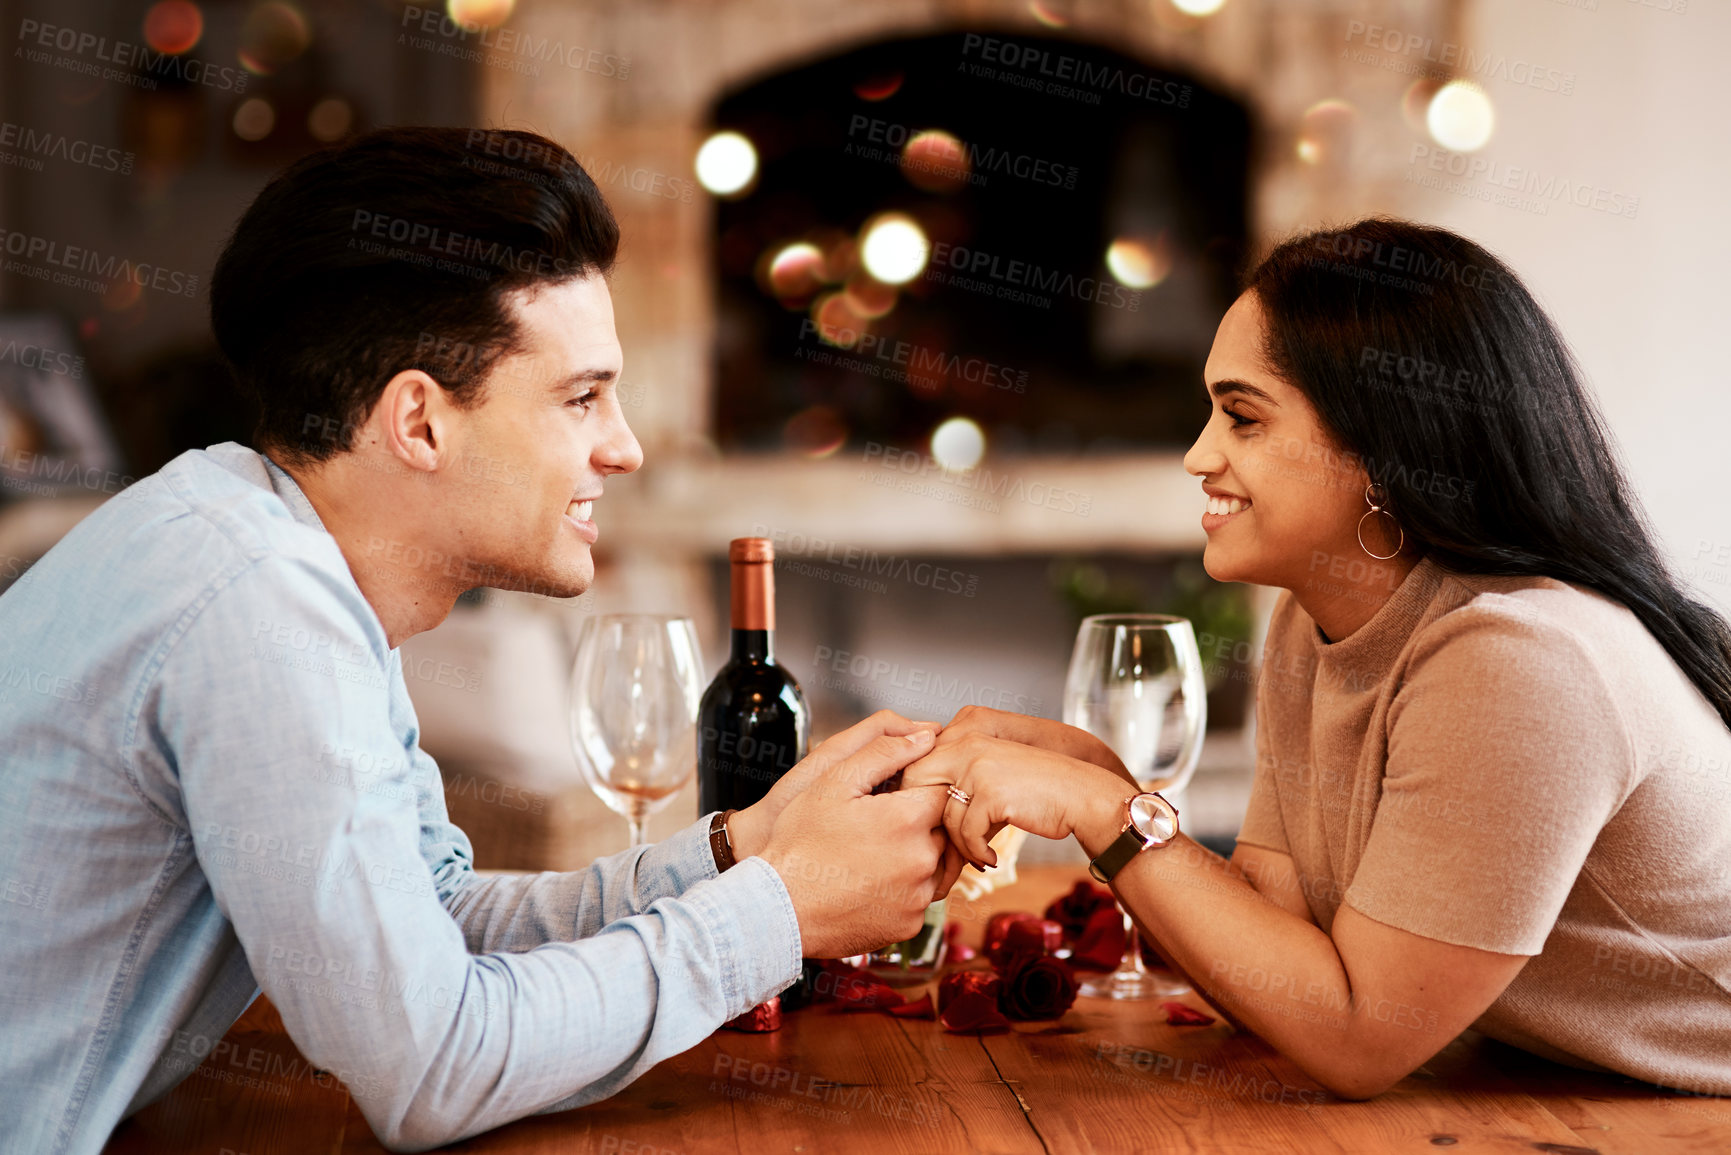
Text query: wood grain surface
105 866 1731 1154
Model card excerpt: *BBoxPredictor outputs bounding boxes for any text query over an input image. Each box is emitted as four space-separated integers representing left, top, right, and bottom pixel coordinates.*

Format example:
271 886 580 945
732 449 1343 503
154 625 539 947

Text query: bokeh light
1028 2 1070 28
812 291 872 348
766 242 826 303
102 275 143 313
695 131 757 197
1105 233 1172 290
853 74 903 102
232 97 276 142
815 231 858 284
1427 80 1495 151
842 274 897 320
900 129 970 193
1296 98 1356 166
307 97 353 142
447 0 515 28
859 214 929 285
784 406 849 459
143 0 203 54
1402 79 1443 134
238 1 311 76
930 417 986 472
1172 0 1227 14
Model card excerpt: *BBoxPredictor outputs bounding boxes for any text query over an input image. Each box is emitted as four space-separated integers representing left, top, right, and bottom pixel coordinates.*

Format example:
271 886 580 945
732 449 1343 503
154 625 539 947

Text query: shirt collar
259 453 330 535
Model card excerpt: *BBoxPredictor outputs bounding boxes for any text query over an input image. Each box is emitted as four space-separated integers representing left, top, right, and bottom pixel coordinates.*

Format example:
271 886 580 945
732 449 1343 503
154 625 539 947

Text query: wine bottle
697 538 810 815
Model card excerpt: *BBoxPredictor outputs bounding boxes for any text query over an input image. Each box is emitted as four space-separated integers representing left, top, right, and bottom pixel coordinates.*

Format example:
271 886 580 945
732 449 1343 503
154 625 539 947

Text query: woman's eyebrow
1207 378 1280 406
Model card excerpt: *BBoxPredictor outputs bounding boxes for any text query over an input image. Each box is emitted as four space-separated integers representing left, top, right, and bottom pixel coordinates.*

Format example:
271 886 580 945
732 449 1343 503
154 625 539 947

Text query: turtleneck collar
1306 553 1447 678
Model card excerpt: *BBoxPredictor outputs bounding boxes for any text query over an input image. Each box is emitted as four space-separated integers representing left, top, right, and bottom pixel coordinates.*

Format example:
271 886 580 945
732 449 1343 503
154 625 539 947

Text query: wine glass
1064 614 1207 999
569 614 704 847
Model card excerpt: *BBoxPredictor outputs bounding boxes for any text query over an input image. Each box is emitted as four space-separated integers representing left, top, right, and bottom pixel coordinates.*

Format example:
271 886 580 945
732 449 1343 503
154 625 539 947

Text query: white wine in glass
569 614 704 848
1064 614 1207 999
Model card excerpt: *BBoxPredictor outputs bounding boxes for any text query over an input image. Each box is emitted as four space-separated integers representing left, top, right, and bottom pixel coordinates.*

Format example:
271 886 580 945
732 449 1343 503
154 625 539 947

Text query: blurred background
1 0 1725 868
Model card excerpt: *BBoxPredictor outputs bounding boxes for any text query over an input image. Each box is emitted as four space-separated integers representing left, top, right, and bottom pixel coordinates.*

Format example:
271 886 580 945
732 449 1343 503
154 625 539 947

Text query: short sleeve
1344 601 1637 954
1235 593 1294 856
1235 684 1290 855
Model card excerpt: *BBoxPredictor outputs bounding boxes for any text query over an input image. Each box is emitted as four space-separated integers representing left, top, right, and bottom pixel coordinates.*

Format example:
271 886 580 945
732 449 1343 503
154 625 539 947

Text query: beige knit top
1238 554 1731 1095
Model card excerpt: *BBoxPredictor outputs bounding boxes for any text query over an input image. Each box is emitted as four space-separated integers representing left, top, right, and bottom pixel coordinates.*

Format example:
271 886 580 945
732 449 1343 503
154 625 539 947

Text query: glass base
1078 966 1190 1000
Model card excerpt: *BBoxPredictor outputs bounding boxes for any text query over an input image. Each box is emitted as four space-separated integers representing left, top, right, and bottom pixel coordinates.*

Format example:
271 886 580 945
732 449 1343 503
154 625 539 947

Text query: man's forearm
442 816 724 953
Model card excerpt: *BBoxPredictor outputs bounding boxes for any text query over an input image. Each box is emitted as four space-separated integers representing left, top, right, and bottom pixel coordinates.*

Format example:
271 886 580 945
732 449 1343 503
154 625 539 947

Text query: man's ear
372 369 450 474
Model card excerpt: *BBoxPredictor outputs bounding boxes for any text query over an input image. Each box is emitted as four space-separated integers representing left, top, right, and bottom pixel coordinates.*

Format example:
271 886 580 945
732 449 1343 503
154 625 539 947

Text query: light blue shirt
0 443 802 1154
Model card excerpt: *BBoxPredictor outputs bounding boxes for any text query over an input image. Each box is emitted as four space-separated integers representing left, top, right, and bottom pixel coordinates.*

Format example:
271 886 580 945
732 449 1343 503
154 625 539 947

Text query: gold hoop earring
1357 482 1404 560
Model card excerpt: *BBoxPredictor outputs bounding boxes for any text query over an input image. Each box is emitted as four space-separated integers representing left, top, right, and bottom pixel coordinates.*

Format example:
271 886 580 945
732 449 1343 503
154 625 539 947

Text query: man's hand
728 710 938 860
756 725 964 958
933 705 1137 789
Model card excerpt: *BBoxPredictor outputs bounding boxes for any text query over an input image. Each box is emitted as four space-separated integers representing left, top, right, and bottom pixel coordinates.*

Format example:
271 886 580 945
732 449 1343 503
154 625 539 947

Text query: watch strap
1088 827 1146 885
709 809 738 873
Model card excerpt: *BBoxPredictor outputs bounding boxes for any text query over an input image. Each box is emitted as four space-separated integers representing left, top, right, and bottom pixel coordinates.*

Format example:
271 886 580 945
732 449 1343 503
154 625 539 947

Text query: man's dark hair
210 126 619 464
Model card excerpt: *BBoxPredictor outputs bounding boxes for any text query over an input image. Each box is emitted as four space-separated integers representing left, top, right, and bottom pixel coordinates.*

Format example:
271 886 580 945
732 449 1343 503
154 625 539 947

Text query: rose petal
1069 907 1128 972
722 997 783 1032
886 993 935 1019
939 990 1012 1034
811 960 904 1010
1162 1001 1217 1026
937 968 1002 1013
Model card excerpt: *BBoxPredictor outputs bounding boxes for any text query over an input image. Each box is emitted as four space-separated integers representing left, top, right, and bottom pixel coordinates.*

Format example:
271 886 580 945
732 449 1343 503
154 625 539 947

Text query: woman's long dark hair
1248 217 1731 729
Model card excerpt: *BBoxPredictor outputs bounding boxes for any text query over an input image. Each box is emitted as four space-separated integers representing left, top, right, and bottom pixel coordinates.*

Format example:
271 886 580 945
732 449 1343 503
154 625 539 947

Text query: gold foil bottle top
729 537 775 630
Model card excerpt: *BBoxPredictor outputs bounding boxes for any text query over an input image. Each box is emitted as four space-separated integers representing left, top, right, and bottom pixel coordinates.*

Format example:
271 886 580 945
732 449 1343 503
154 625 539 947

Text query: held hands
747 711 966 958
902 706 1136 870
934 705 1138 788
734 705 1127 955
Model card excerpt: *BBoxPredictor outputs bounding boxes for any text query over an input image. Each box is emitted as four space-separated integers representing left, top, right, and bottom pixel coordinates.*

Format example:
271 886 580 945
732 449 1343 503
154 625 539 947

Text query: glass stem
1123 913 1147 976
627 806 651 848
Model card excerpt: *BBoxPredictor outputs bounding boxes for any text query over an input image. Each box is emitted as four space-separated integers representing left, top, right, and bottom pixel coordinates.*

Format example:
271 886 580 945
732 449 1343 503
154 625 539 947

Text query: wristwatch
1088 792 1180 884
708 809 738 872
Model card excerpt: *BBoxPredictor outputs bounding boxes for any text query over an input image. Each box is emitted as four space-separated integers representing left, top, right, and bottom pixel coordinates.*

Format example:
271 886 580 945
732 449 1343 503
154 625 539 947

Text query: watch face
1129 793 1179 845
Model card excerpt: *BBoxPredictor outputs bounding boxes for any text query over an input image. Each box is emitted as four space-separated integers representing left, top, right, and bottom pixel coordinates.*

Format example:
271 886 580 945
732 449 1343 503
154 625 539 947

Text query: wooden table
106 867 1731 1154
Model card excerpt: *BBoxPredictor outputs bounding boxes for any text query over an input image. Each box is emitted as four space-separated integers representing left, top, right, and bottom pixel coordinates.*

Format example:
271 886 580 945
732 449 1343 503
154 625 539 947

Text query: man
0 127 959 1154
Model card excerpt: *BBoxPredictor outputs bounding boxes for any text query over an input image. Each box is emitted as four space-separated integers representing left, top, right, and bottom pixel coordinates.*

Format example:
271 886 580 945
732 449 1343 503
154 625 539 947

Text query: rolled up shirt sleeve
412 723 733 954
164 558 802 1151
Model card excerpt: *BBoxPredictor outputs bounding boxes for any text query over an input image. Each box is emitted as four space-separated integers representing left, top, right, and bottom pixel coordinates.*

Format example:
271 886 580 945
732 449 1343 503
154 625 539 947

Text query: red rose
1043 880 1116 942
1001 956 1079 1021
988 916 1063 971
983 911 1035 962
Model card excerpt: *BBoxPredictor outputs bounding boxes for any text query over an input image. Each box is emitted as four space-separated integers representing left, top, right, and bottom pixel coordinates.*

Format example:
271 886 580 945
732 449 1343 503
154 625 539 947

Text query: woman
907 218 1731 1099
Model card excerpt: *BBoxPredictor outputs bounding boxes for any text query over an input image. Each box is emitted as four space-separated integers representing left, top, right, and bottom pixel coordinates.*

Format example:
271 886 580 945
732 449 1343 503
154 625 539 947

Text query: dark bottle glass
697 538 810 815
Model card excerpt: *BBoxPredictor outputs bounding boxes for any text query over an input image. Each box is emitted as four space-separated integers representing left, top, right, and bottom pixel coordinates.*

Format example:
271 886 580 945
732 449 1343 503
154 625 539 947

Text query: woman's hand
934 705 1138 789
902 733 1131 870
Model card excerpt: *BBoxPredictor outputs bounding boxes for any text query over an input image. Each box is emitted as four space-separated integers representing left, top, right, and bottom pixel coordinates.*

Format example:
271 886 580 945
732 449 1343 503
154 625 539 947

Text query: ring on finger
946 785 972 807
